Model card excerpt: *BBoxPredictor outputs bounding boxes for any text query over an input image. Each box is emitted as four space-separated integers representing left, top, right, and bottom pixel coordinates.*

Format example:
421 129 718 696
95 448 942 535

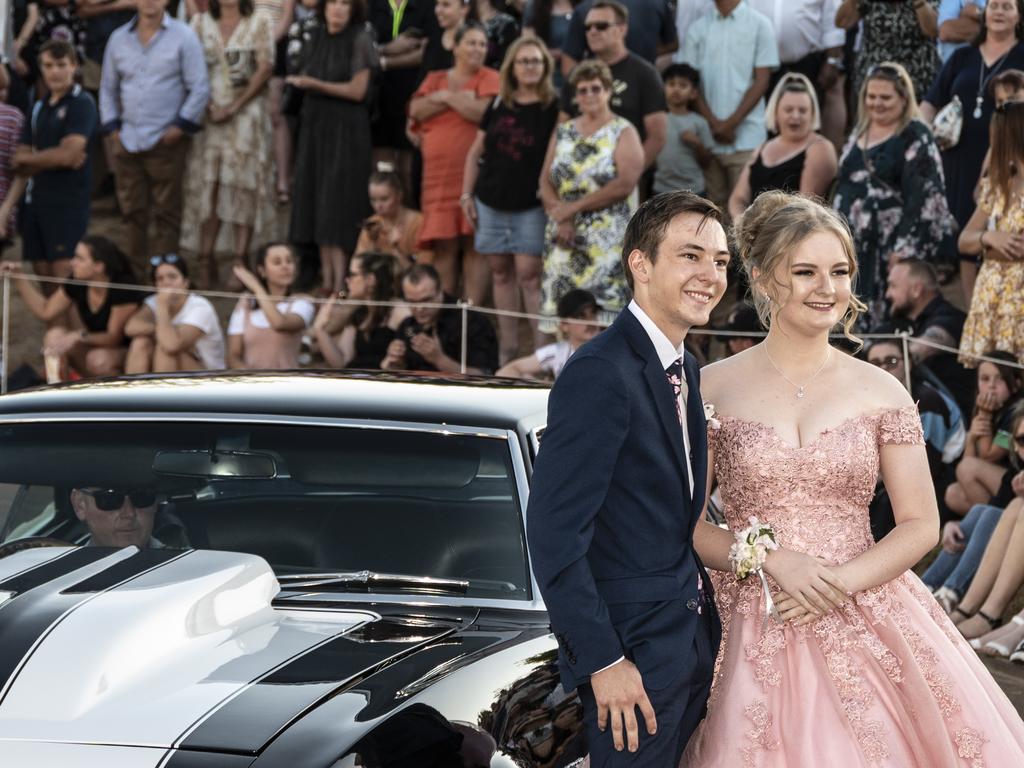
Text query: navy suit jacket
527 309 721 692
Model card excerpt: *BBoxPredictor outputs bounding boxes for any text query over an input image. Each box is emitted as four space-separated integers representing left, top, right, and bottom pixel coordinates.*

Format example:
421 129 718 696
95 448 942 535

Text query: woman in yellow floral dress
181 0 277 289
957 100 1024 366
538 60 643 329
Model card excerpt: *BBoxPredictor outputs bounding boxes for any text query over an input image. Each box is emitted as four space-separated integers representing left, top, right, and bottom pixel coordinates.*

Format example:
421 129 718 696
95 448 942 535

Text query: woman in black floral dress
833 61 957 329
836 0 941 103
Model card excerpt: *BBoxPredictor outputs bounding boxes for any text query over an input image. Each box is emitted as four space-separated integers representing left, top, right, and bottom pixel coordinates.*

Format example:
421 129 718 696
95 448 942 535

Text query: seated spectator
945 351 1024 516
311 250 410 369
956 99 1024 366
885 259 973 418
832 61 956 328
3 40 97 283
949 447 1024 641
0 66 25 256
540 59 643 327
381 263 498 374
462 36 559 364
180 0 276 290
924 502 1005 617
728 73 837 220
409 22 499 305
227 242 315 369
124 253 226 373
866 338 965 538
497 288 601 379
653 63 712 197
355 167 432 271
70 485 162 548
0 235 140 378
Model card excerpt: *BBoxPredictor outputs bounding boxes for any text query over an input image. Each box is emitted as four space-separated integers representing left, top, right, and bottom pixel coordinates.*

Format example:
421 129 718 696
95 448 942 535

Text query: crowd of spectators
2 0 1024 654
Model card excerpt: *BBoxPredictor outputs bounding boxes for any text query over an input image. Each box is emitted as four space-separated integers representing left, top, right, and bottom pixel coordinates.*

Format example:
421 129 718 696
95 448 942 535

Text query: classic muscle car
0 371 585 767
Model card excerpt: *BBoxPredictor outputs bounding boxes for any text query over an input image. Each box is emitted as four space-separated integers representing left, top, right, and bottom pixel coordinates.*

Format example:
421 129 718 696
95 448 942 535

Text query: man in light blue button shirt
99 0 210 264
681 0 778 213
937 0 985 62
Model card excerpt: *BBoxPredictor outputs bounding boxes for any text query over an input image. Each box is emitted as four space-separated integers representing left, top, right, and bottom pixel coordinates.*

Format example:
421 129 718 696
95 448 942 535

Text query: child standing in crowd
497 289 601 380
653 63 712 197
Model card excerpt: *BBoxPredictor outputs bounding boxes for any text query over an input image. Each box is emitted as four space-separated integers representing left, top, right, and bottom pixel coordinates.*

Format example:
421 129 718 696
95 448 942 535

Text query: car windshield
0 421 530 600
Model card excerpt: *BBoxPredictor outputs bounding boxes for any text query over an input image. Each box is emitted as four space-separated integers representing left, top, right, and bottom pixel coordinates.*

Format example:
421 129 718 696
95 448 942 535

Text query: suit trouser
703 150 752 217
579 611 715 767
110 139 188 268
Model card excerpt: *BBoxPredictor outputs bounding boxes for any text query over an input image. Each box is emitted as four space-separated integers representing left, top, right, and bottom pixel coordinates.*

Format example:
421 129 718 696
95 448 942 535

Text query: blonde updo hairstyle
733 191 867 347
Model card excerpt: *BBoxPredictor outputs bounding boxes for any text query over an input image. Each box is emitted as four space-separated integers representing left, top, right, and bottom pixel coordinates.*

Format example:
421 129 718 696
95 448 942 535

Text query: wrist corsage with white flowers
729 517 783 626
702 401 721 431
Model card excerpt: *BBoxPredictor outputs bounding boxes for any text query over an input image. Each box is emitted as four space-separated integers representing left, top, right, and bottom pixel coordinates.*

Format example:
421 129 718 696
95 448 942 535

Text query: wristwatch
826 56 846 74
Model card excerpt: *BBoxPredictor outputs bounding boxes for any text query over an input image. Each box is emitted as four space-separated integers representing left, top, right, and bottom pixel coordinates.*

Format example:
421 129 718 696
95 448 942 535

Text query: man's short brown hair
39 40 79 65
620 191 727 293
590 0 629 25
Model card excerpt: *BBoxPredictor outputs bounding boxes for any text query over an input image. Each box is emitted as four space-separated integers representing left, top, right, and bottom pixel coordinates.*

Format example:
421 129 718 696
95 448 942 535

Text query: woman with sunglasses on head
956 99 1024 367
832 61 957 328
538 59 642 330
124 254 226 373
227 242 315 369
311 250 409 368
461 36 559 364
0 235 141 379
921 0 1024 306
728 72 838 221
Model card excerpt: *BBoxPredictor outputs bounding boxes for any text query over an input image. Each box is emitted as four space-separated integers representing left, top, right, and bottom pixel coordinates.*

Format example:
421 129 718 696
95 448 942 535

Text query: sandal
950 606 973 623
982 615 1024 657
964 610 1003 646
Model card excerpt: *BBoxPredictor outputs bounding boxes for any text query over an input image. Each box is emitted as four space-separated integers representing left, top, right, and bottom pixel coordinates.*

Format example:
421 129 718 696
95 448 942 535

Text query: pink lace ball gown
684 406 1024 767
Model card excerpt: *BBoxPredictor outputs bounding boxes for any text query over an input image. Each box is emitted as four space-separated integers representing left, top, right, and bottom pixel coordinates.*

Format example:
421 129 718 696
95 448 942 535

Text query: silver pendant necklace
976 47 1013 119
764 345 833 400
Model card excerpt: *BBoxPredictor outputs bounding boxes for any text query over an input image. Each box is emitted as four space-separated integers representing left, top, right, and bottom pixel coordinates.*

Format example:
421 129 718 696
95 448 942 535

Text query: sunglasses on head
868 63 902 79
80 488 157 512
584 20 614 31
150 253 182 267
995 99 1024 113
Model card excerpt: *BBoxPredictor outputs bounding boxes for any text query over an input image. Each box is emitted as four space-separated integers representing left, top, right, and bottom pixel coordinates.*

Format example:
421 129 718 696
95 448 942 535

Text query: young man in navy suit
527 191 730 765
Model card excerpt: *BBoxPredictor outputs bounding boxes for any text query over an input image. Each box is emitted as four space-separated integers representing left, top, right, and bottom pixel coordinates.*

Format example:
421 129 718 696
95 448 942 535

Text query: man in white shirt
681 0 779 212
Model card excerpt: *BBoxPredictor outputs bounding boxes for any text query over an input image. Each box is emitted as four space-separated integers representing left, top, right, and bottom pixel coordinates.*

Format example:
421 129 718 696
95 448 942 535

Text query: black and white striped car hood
0 547 454 767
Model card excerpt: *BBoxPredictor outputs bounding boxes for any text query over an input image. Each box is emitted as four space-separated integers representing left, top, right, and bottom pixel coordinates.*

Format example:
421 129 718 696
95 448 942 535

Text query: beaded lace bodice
711 406 923 565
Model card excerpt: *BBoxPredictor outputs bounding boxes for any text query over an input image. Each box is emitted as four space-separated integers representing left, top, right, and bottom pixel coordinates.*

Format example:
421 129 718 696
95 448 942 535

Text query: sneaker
933 586 960 615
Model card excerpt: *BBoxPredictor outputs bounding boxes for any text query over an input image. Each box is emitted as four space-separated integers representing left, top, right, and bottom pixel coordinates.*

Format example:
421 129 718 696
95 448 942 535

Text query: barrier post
899 331 912 392
460 301 468 374
1 274 9 394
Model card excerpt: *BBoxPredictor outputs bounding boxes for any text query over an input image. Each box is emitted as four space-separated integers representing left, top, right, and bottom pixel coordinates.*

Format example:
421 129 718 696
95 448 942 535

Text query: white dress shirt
747 0 845 64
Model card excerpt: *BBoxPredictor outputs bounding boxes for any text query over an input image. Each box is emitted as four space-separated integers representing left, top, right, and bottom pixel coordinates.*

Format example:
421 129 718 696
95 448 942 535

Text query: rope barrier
0 271 1020 394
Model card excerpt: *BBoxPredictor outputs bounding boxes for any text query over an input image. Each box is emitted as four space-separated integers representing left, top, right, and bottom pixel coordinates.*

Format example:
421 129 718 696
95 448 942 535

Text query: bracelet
729 516 778 580
459 193 472 203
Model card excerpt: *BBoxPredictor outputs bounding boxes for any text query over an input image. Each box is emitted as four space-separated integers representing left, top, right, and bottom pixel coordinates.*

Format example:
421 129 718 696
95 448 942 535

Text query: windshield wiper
276 570 470 596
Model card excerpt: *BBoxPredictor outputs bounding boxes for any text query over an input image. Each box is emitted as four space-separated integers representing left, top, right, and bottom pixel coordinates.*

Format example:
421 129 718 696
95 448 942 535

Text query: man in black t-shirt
382 264 499 375
557 1 667 170
7 40 96 281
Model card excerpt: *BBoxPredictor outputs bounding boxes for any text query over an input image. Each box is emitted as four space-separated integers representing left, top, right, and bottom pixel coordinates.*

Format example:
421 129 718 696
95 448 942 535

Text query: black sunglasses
80 488 157 511
150 253 183 267
584 21 615 31
868 63 902 79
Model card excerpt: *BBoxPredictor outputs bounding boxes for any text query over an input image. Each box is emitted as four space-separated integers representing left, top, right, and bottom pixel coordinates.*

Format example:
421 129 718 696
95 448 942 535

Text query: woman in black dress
921 0 1024 304
312 251 410 369
287 0 376 295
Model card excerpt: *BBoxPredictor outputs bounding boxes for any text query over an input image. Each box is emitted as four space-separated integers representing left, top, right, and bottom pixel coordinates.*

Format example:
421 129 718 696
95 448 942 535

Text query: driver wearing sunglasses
70 487 163 549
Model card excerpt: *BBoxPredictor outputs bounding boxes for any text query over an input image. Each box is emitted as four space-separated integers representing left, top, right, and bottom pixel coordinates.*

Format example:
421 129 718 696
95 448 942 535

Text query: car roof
0 370 550 431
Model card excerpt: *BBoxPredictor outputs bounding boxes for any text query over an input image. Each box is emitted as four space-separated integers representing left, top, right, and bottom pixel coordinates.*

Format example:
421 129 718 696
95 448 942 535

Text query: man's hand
160 126 185 146
590 659 657 753
711 119 736 145
409 330 443 364
941 520 965 554
817 61 841 91
381 338 407 369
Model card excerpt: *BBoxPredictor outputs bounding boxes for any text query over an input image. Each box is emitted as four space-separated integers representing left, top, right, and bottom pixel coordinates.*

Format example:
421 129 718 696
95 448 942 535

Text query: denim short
473 198 546 256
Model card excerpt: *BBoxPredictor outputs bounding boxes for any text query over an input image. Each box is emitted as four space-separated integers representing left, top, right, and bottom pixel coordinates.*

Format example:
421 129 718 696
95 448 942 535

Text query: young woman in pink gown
686 191 1024 767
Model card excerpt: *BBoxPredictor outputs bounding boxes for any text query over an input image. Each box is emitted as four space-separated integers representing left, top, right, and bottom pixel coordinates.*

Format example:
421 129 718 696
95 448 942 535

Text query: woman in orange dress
409 21 499 305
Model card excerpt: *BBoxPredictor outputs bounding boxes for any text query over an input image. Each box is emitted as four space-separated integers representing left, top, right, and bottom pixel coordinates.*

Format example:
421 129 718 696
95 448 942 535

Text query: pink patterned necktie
666 356 704 614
